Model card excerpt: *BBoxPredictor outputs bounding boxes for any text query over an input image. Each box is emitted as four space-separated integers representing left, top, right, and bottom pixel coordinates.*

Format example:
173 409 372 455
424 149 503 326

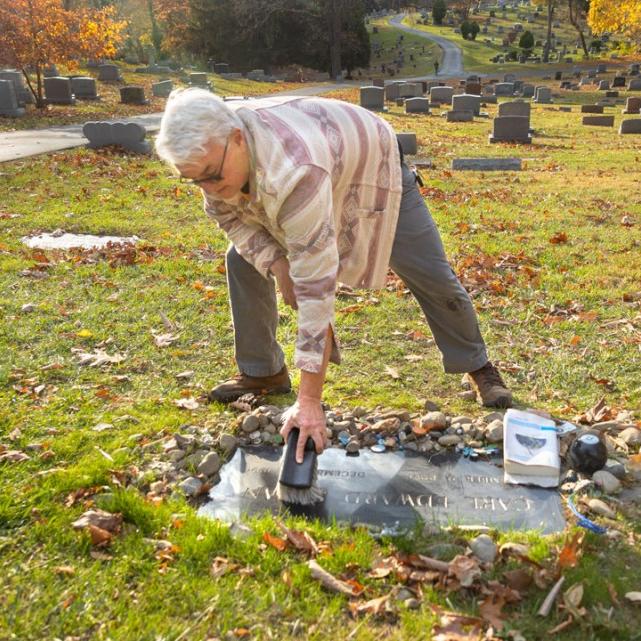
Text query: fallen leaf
0 450 30 463
503 569 532 591
348 594 390 617
479 592 506 630
624 591 641 603
549 232 568 244
277 521 319 556
71 509 122 533
557 531 584 570
308 559 361 596
263 531 287 552
53 565 75 576
431 607 483 641
153 332 178 348
385 365 400 380
88 524 112 547
448 555 481 587
173 397 200 410
72 348 126 368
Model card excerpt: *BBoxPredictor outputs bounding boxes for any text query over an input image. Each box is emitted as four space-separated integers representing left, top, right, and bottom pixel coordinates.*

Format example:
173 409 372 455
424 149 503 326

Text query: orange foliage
0 0 126 104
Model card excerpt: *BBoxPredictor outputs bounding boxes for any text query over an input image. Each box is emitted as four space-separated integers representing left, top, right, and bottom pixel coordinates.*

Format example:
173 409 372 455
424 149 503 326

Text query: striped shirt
203 96 403 373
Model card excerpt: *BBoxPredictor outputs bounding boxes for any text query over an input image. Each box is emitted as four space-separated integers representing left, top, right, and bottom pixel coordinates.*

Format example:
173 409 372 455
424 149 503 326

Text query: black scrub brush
277 427 325 505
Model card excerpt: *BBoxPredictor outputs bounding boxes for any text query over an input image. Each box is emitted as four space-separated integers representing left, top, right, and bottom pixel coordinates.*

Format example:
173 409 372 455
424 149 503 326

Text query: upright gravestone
405 97 430 114
429 86 454 104
119 86 149 105
623 97 641 114
372 78 385 88
189 72 212 90
0 70 33 105
385 82 403 101
598 80 610 91
521 84 535 98
489 116 532 143
465 81 482 95
152 80 173 98
494 82 515 97
247 69 266 81
43 65 59 78
452 93 481 116
628 78 641 91
498 100 530 118
0 79 26 117
214 63 230 75
396 132 417 155
612 76 626 88
534 86 552 103
97 64 123 82
630 63 640 76
503 73 516 83
44 77 75 105
70 77 99 100
619 119 641 134
360 86 385 111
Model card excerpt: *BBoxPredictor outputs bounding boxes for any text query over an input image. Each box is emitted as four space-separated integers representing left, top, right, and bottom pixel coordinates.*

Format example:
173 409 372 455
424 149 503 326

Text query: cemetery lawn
0 66 303 133
2 89 641 640
367 17 441 78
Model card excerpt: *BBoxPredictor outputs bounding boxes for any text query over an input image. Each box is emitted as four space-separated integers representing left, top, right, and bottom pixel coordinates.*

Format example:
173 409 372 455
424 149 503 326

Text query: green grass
363 17 441 79
1 86 641 640
0 64 303 132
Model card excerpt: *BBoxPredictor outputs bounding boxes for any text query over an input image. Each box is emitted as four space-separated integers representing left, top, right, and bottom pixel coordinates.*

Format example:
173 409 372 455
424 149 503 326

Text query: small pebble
592 470 621 494
179 477 203 497
21 303 36 313
470 534 498 563
197 451 221 476
241 415 260 434
587 498 616 519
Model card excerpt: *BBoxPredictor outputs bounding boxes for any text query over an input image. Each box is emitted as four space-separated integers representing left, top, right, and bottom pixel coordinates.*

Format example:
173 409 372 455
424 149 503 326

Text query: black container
568 430 608 475
278 428 316 489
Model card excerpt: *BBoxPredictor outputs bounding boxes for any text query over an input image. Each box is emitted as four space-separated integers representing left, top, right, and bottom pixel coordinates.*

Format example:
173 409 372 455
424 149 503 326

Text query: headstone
119 86 149 105
372 78 385 88
452 93 481 116
605 91 618 98
494 82 514 96
214 63 230 74
97 64 123 82
198 447 565 534
623 97 641 114
521 84 535 98
582 115 614 127
612 76 626 88
534 86 552 103
489 116 532 143
598 80 610 90
0 79 25 117
396 132 417 155
405 97 430 114
43 77 75 105
628 78 641 91
503 73 516 82
446 110 473 122
465 81 482 95
360 86 385 111
83 121 151 154
385 82 403 101
220 73 243 80
152 79 173 98
554 71 563 81
0 70 33 105
429 86 454 104
70 77 99 101
630 63 640 75
43 65 59 78
498 100 530 118
399 83 419 98
581 104 604 114
619 119 641 134
596 63 607 73
189 72 211 89
247 69 266 81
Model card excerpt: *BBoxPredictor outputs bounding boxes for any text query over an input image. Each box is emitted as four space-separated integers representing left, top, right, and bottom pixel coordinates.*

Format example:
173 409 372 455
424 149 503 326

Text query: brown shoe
466 361 513 408
208 366 291 403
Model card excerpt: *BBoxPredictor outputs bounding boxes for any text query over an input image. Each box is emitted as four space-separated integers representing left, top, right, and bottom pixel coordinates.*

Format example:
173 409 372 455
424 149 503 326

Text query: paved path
0 83 346 163
389 14 464 78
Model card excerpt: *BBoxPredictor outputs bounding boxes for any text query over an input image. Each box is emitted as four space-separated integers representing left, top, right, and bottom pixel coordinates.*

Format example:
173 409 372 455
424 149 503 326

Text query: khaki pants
225 164 488 376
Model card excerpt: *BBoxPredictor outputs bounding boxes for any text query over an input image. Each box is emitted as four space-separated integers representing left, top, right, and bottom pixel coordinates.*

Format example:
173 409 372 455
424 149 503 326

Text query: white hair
155 87 243 169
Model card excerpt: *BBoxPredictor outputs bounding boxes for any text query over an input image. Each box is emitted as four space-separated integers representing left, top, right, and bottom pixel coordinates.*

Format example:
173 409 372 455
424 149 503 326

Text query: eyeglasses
180 139 228 186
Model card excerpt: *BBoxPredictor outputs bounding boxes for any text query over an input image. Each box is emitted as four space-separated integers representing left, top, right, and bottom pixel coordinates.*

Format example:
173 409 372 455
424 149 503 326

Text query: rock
619 427 641 446
460 375 471 390
451 416 473 426
404 442 418 451
458 390 477 401
421 411 447 430
486 419 504 443
346 440 360 454
179 476 203 497
604 459 626 479
394 588 415 602
149 481 165 494
174 433 196 449
241 415 260 433
587 498 616 519
573 479 594 495
197 451 221 476
21 303 36 313
128 433 144 443
592 420 622 432
438 434 462 447
423 400 441 412
371 417 401 433
219 433 238 453
470 534 498 563
168 449 185 463
352 406 367 418
483 411 504 423
592 470 621 494
405 598 421 609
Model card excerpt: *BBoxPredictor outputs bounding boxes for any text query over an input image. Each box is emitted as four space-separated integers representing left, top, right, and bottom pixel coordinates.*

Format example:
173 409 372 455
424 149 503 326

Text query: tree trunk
568 0 589 58
327 0 342 80
23 66 46 109
542 0 554 63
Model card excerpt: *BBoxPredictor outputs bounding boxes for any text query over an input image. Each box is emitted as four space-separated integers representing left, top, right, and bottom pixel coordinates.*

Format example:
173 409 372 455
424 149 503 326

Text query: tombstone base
0 107 26 117
489 134 532 144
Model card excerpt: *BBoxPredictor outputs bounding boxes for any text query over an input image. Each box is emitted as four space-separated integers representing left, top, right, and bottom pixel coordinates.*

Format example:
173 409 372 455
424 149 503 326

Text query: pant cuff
442 351 488 375
237 360 286 378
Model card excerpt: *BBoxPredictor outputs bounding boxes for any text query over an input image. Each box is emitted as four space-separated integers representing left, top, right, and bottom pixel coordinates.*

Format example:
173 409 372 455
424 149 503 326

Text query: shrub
432 0 447 25
519 30 534 52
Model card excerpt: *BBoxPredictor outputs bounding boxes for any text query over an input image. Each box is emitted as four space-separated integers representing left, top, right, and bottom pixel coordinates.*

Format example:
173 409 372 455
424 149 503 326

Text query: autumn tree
0 0 126 107
588 0 641 48
567 0 589 58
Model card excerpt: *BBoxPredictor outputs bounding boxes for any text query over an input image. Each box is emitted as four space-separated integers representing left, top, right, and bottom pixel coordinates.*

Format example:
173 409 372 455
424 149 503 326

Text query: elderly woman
155 88 511 463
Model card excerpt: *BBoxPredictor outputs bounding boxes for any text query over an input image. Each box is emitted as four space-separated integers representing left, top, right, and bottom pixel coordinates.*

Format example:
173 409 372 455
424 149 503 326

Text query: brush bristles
276 460 326 505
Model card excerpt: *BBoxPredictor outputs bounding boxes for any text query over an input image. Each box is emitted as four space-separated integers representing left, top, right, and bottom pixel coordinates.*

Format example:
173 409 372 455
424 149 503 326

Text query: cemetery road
389 14 464 77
